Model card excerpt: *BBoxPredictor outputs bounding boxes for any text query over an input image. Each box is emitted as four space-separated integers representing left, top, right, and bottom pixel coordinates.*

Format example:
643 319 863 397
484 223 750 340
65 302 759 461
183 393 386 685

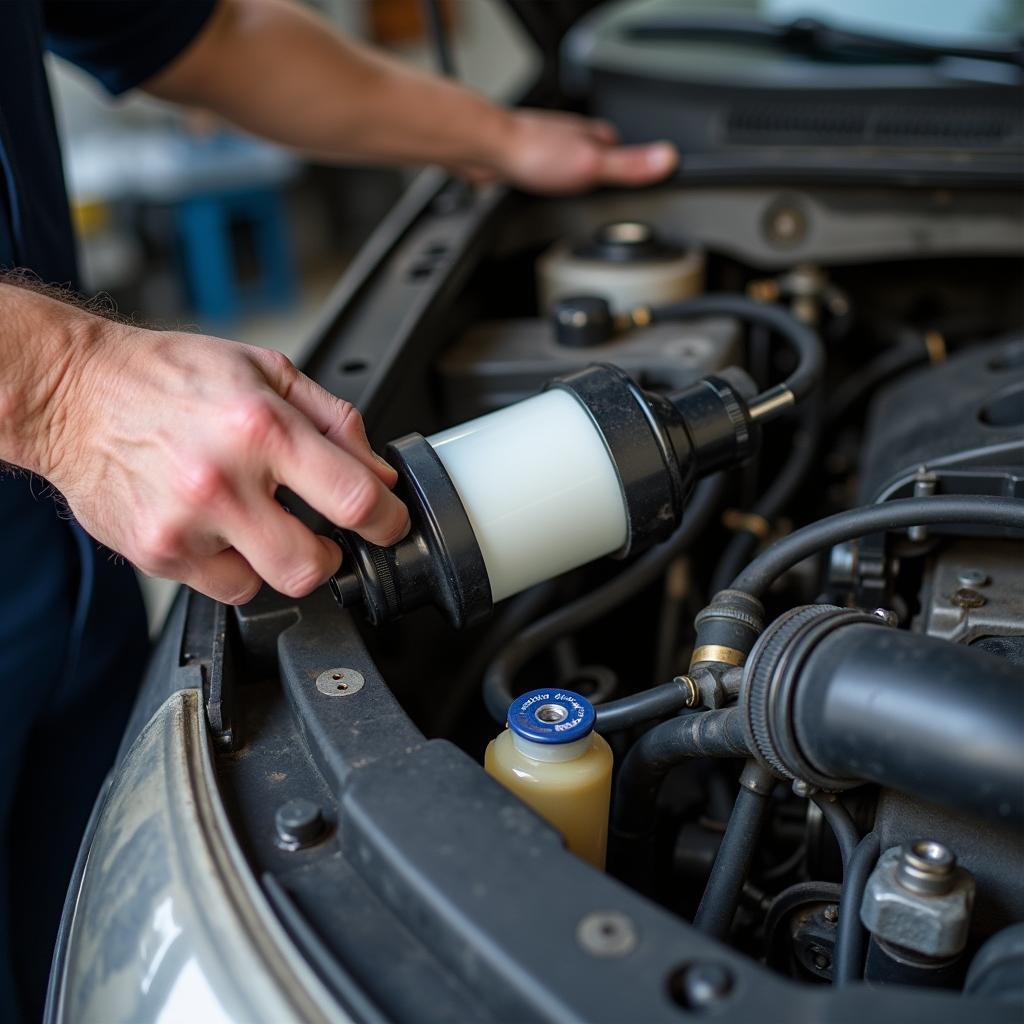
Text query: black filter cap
330 434 492 628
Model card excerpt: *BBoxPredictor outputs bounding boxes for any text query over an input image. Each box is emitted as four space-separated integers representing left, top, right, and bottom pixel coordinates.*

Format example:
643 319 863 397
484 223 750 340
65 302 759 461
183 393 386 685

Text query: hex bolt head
861 845 975 958
824 904 839 924
275 798 325 850
674 963 734 1010
956 569 989 588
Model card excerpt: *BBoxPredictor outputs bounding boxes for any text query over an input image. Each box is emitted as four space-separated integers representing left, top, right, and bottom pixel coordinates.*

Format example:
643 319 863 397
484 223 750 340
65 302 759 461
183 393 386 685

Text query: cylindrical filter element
538 222 704 315
485 688 613 868
428 389 628 602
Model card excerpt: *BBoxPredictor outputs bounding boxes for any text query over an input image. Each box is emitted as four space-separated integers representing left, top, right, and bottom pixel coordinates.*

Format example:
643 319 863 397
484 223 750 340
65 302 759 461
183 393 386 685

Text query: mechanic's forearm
145 0 513 172
0 283 102 478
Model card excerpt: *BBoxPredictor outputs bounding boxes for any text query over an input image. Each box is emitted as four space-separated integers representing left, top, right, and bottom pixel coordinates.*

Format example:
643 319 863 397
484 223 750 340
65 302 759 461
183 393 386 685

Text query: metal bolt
812 951 831 972
315 667 365 697
275 798 325 850
908 468 937 542
951 588 987 610
824 904 839 924
792 779 816 798
764 202 807 247
576 911 637 957
872 608 899 627
678 963 734 1009
897 840 956 896
956 569 989 588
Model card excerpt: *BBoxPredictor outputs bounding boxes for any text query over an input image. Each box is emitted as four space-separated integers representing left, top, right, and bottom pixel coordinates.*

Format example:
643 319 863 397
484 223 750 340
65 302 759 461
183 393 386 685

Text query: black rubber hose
810 793 859 871
730 495 1024 599
833 832 881 987
594 678 695 734
482 474 725 722
650 294 824 405
693 761 776 938
710 390 822 594
612 708 750 838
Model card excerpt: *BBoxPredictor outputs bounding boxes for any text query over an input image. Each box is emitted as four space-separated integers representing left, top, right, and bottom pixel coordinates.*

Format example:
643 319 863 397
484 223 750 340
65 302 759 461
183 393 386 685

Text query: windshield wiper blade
625 15 1024 69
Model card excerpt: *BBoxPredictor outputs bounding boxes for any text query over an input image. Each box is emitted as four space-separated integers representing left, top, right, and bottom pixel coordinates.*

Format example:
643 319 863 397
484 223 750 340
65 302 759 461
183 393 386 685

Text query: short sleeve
43 0 218 96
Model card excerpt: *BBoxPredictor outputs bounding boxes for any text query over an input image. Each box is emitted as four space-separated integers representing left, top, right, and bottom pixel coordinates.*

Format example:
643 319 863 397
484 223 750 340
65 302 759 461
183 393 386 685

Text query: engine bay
296 176 1024 1014
69 175 1023 1023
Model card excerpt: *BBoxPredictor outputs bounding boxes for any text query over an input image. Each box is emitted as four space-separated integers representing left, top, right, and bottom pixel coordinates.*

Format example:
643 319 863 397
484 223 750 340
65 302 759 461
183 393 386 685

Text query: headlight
49 689 346 1024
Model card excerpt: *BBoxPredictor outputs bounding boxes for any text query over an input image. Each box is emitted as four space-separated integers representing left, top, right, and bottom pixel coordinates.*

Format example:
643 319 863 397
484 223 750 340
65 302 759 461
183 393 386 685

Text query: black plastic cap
573 221 682 263
551 295 614 348
330 434 492 629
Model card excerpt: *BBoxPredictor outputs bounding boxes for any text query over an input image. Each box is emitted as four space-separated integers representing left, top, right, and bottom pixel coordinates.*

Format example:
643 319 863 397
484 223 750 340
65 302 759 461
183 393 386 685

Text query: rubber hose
693 761 776 938
833 832 881 987
612 707 750 838
810 792 860 871
594 678 695 734
650 294 824 405
730 495 1024 599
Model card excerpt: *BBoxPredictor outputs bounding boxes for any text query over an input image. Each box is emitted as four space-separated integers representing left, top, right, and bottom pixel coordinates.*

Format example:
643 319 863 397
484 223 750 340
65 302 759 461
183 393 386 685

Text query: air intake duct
741 606 1024 827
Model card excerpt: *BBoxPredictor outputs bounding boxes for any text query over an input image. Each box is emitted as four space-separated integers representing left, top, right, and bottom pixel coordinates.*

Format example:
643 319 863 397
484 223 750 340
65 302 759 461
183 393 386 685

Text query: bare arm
143 0 677 193
0 282 408 604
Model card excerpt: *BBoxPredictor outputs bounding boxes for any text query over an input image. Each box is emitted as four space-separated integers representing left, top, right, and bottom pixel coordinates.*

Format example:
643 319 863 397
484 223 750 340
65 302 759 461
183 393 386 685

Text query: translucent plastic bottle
485 688 613 869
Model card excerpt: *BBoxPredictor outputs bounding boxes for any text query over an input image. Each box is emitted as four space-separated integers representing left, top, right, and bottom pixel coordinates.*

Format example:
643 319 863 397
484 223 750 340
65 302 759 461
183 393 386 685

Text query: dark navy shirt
0 11 216 1015
0 0 216 286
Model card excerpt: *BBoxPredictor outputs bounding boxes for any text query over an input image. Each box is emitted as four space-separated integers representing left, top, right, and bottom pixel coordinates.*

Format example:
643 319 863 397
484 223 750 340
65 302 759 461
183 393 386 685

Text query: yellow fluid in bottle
485 727 613 869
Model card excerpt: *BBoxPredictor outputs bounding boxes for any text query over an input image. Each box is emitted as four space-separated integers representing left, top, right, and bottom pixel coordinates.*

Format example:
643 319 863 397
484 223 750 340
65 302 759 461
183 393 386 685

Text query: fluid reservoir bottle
538 221 705 314
485 688 613 869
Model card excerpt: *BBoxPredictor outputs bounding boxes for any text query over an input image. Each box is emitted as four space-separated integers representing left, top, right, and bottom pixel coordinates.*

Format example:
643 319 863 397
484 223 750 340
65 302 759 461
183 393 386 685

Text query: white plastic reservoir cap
427 389 628 603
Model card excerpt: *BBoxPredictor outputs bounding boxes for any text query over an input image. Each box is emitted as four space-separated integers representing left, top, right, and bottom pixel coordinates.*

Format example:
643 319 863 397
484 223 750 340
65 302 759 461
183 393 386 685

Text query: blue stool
175 186 297 327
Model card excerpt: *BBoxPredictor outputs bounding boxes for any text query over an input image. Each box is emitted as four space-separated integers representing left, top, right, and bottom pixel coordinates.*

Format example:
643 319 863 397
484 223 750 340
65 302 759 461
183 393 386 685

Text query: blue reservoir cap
507 689 596 745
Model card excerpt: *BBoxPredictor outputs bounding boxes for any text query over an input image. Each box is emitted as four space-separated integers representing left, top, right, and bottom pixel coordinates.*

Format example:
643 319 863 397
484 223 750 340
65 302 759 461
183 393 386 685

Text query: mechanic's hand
40 316 409 605
467 110 678 195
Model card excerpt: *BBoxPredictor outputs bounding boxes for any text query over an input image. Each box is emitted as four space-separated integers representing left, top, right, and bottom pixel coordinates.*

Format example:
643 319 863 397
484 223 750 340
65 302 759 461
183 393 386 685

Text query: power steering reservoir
330 362 758 627
484 689 613 869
